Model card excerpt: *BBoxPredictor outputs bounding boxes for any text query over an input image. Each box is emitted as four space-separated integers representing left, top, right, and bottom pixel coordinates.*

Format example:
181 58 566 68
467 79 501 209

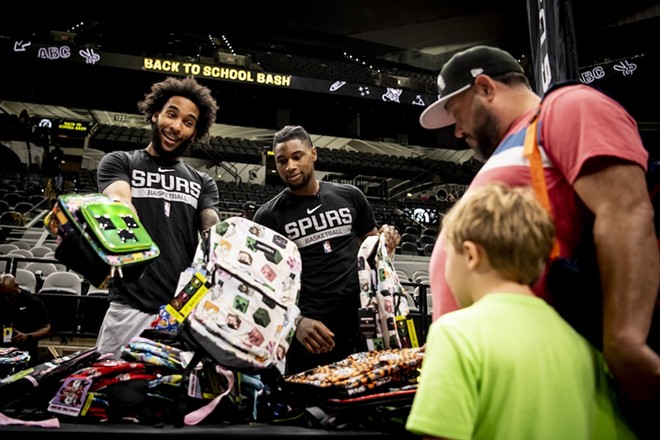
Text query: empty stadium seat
399 233 418 244
411 270 430 284
3 192 24 207
422 227 438 237
39 271 82 295
24 261 58 278
404 226 420 235
15 268 37 294
12 241 32 250
399 242 419 256
395 268 410 282
78 288 110 336
13 201 34 214
7 248 33 258
29 245 53 258
28 195 47 206
37 292 80 339
418 234 436 246
0 243 19 254
41 242 59 252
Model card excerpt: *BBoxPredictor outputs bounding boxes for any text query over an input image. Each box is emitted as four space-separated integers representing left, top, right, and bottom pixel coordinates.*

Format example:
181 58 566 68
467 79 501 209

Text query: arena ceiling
0 1 658 149
3 1 657 69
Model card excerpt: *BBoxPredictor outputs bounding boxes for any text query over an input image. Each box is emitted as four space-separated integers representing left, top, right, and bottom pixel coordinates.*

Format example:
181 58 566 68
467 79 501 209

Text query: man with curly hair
96 76 220 358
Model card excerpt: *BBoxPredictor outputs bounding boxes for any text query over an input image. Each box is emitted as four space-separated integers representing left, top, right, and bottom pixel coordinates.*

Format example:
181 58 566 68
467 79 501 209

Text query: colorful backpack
279 347 424 433
173 217 302 372
0 347 101 411
44 193 160 287
357 234 418 351
47 357 182 423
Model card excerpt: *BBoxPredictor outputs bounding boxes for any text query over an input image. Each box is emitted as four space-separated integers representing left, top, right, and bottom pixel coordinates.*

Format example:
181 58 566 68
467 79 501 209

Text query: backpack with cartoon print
172 217 302 372
357 234 419 351
44 193 160 288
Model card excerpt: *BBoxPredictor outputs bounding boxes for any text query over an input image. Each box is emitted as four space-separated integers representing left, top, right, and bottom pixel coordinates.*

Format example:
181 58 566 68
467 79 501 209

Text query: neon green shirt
406 294 635 439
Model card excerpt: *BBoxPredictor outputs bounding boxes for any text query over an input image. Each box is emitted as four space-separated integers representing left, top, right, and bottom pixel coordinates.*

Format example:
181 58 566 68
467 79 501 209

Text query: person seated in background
0 273 51 366
242 200 258 220
406 182 634 439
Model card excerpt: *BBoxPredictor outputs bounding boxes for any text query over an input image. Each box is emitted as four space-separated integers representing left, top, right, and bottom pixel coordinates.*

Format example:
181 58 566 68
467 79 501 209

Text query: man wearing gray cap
418 45 658 435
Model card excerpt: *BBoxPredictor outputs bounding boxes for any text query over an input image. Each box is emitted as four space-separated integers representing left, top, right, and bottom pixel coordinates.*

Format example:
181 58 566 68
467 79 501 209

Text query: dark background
0 1 658 151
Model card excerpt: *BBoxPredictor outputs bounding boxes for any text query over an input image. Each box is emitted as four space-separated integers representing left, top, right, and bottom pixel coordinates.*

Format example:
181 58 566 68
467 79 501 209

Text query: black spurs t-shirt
253 181 377 321
96 150 219 313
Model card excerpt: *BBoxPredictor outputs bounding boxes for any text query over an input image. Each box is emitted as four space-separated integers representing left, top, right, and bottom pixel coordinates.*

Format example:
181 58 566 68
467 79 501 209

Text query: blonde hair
442 182 555 285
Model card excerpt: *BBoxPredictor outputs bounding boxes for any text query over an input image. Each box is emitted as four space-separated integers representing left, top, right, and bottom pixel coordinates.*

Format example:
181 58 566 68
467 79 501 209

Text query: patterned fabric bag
44 193 160 287
0 347 101 411
277 347 424 432
175 217 302 372
357 235 418 350
47 358 182 423
0 347 30 379
283 347 423 397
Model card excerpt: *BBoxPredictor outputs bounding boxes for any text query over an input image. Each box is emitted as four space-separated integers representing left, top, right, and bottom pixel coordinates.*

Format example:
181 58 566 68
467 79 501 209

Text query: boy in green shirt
406 182 634 439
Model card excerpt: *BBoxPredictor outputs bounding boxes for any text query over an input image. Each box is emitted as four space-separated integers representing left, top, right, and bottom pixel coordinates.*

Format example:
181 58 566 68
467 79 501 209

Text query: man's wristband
294 315 304 327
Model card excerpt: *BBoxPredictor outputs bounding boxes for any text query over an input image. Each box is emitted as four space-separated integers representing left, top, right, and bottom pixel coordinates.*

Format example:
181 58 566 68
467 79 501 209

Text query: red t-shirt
430 84 649 320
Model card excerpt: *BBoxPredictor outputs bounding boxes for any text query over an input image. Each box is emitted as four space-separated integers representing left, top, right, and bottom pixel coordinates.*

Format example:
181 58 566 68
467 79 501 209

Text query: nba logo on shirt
323 240 332 253
164 201 171 217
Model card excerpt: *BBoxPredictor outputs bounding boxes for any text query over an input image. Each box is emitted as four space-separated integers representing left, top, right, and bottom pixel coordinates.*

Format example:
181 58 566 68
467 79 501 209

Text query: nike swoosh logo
158 167 175 173
307 205 322 214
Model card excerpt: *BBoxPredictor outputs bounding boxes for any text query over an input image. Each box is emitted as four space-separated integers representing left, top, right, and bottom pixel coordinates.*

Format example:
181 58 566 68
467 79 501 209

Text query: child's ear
463 241 481 269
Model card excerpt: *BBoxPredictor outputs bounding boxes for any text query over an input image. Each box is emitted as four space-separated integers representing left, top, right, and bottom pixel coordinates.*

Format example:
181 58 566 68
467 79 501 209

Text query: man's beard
150 124 192 160
471 105 501 162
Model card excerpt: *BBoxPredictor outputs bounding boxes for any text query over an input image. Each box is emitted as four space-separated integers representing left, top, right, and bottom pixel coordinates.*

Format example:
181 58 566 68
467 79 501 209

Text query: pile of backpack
1 217 423 431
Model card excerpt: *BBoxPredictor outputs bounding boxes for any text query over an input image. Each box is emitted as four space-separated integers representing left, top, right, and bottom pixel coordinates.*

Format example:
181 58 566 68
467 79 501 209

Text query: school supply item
283 347 423 396
44 193 160 287
175 217 302 371
0 347 30 379
280 347 424 432
47 357 183 422
357 234 418 351
0 347 101 411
